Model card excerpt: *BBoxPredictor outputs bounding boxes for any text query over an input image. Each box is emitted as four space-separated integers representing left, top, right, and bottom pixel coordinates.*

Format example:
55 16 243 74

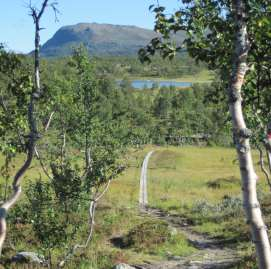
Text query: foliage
94 54 207 79
0 47 31 156
191 195 243 222
15 47 127 263
140 0 271 147
1 45 231 151
0 44 126 265
123 220 171 249
26 180 70 250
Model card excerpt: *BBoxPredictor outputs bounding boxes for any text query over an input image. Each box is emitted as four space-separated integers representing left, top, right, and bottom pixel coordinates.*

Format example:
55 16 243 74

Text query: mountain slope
39 23 185 57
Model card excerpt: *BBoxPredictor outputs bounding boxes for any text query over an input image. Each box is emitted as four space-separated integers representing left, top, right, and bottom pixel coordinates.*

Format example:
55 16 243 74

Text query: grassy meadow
1 145 268 268
104 145 269 268
129 70 214 84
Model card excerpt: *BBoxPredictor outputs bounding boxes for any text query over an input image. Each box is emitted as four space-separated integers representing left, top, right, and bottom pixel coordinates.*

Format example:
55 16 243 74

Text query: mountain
38 23 185 57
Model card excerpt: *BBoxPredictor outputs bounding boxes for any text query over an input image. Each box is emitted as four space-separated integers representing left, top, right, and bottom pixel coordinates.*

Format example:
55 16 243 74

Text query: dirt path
138 151 242 269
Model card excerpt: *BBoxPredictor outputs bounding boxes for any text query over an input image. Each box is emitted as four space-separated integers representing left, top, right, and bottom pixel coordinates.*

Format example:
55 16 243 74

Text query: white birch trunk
230 1 271 268
0 0 49 255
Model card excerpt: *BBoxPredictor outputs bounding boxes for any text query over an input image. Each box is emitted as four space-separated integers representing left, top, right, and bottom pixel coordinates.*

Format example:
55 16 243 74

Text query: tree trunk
0 0 49 255
230 1 271 268
265 122 271 172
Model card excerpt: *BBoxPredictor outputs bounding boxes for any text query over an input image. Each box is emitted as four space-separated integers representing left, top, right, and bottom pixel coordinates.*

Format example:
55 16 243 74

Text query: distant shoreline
128 77 212 83
117 76 212 84
124 70 214 84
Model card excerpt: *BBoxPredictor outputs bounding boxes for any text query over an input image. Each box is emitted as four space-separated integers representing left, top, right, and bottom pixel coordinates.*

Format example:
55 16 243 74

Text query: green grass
129 70 214 83
155 233 195 258
1 145 267 268
103 145 265 267
147 146 267 210
148 147 240 210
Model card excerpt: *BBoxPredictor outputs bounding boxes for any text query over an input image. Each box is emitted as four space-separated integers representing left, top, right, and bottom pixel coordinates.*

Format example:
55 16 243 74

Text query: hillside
38 22 185 57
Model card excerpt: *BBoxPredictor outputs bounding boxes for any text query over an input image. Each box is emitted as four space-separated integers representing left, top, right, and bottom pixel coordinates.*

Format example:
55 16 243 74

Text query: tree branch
34 146 53 180
44 111 55 132
0 0 53 256
58 200 96 268
58 165 125 267
258 146 271 190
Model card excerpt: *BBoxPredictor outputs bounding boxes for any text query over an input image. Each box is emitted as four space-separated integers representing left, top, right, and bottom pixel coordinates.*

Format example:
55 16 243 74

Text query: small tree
57 47 126 267
27 47 126 266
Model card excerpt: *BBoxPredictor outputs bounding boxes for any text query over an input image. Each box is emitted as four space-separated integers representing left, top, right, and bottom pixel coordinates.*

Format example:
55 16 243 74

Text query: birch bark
230 1 271 268
0 0 49 255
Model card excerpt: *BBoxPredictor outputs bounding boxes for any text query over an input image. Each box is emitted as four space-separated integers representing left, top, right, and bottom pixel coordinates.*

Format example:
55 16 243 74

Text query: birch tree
139 0 271 267
0 0 57 255
229 2 271 267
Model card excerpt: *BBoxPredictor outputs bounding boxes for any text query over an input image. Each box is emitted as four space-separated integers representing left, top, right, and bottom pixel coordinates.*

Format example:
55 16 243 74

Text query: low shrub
123 220 171 250
207 177 239 189
191 195 243 222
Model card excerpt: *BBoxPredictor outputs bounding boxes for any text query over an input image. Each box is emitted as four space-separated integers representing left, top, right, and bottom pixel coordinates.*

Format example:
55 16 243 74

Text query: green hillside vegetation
39 53 211 82
129 69 213 83
94 54 210 81
1 53 225 147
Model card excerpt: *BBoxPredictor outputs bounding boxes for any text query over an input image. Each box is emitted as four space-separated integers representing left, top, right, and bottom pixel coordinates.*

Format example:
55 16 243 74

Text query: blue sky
1 0 180 53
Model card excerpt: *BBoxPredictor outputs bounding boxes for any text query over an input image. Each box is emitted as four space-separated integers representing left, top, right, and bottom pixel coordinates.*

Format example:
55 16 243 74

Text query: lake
118 80 192 89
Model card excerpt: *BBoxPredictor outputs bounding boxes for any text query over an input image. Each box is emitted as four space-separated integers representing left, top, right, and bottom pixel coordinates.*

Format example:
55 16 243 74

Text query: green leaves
0 47 33 167
142 0 271 147
26 179 73 249
0 46 22 74
51 162 83 208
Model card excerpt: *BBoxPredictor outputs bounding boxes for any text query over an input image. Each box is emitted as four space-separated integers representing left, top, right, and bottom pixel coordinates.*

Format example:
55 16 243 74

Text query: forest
0 0 271 269
93 54 207 79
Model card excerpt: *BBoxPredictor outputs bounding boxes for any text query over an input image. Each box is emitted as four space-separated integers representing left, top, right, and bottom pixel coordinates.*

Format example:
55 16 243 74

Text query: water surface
131 80 192 89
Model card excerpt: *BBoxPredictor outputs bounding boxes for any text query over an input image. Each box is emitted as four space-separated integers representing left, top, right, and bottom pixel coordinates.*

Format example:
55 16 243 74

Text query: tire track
139 151 154 207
